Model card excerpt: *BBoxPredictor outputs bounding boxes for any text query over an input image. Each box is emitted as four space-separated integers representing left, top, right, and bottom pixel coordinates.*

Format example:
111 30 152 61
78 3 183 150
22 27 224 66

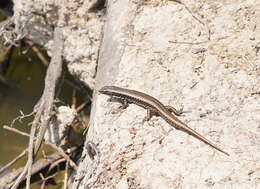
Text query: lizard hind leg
165 105 185 116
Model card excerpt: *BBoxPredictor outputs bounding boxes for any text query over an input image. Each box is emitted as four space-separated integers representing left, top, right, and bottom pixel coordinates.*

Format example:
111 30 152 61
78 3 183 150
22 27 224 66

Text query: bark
4 0 260 188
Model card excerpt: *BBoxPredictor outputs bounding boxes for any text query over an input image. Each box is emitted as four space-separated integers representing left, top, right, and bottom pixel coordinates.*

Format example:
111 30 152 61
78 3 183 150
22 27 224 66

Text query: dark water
0 48 46 165
0 47 85 188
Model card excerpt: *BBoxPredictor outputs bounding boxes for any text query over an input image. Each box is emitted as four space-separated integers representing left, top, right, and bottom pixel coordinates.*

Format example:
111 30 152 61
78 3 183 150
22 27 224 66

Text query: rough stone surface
45 106 77 147
11 0 260 188
76 0 259 188
13 0 104 89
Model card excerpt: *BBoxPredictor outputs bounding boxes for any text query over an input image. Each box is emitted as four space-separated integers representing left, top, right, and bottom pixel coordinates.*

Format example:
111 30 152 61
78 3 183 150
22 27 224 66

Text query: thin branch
25 39 49 66
46 142 77 170
26 121 38 189
0 149 27 174
3 125 30 137
9 111 34 128
10 160 30 189
76 101 91 113
27 26 64 189
40 172 57 189
63 161 69 189
5 153 64 188
10 26 64 189
33 26 64 154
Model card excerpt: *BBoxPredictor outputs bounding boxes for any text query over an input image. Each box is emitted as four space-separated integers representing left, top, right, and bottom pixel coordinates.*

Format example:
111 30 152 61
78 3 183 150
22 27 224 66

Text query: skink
99 86 229 156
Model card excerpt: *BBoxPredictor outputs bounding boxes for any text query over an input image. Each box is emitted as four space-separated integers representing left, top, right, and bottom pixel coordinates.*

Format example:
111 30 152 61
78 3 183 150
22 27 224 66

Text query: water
0 46 88 188
0 48 46 165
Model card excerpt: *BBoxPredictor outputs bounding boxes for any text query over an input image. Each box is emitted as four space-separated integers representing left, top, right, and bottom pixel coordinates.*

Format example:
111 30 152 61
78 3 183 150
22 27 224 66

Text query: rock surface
11 0 260 188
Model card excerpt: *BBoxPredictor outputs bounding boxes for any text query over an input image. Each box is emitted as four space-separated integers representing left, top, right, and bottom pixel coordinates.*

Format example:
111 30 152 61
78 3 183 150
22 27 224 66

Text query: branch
10 26 63 189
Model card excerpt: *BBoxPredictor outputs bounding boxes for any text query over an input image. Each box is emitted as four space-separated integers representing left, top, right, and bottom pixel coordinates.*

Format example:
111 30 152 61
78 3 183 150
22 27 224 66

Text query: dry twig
0 149 27 174
11 27 64 189
46 142 77 170
3 125 30 137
